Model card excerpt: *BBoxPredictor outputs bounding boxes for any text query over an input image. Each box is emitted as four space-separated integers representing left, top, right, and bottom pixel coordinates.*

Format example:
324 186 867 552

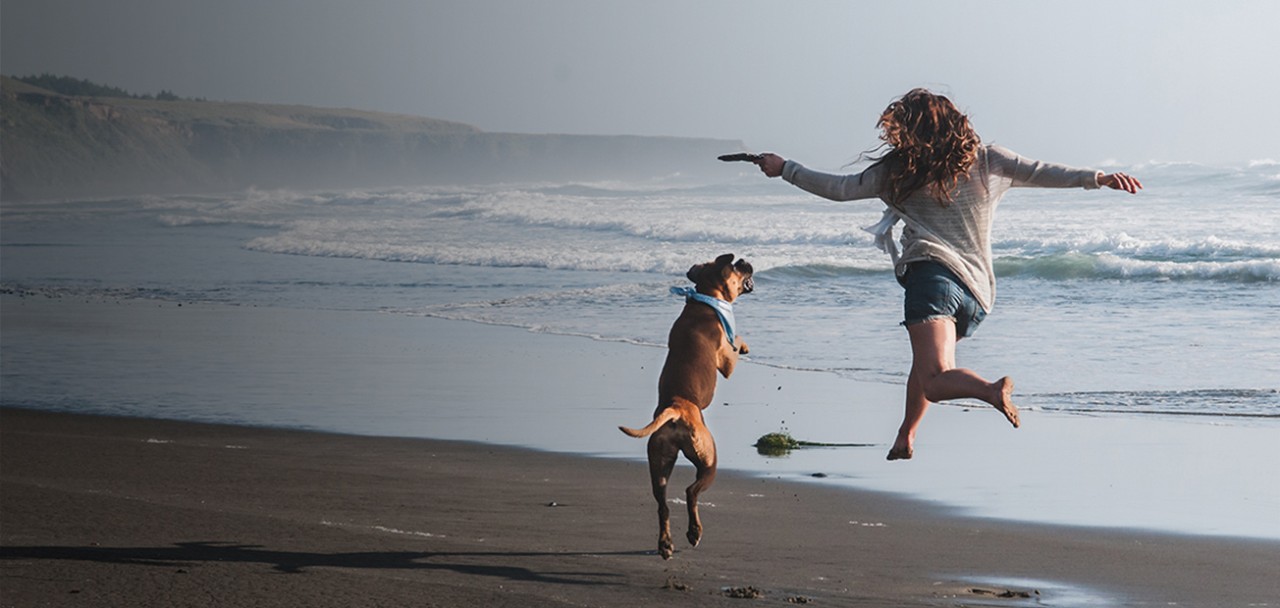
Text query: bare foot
994 377 1020 428
886 444 913 461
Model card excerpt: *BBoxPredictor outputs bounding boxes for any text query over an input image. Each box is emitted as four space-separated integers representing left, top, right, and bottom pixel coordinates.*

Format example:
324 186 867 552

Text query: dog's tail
618 397 699 438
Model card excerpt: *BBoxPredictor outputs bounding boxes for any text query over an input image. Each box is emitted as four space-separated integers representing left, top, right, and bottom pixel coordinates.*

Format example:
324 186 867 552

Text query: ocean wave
243 219 896 276
996 233 1280 261
439 190 864 246
762 262 892 279
1115 159 1280 194
76 174 1274 285
245 225 1279 282
996 253 1280 282
156 215 286 228
1244 177 1280 196
244 234 749 274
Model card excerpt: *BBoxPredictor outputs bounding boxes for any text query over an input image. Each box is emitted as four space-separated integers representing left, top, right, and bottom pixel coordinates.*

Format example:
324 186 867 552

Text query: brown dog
619 253 754 559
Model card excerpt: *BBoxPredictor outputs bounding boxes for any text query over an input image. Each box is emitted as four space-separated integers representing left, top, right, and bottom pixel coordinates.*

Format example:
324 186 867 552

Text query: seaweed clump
754 431 872 456
754 432 800 456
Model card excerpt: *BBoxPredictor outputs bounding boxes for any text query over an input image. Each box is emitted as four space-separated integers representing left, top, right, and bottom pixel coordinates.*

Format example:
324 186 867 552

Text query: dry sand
3 407 1277 607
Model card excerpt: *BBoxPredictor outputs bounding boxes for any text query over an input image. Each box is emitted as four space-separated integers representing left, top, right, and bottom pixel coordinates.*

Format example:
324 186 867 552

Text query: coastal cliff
1 77 743 200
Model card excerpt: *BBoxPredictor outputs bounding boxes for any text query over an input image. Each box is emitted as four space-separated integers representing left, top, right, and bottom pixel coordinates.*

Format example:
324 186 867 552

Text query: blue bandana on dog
670 286 737 346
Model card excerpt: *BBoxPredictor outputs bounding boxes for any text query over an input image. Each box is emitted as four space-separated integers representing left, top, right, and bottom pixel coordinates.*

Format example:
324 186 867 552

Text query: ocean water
4 159 1277 420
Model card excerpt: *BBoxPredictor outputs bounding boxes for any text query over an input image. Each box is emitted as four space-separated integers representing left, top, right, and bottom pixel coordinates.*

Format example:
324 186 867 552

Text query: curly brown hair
869 88 980 206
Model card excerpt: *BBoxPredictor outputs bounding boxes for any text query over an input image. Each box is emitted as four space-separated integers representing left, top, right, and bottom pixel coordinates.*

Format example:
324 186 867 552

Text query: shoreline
4 407 1279 607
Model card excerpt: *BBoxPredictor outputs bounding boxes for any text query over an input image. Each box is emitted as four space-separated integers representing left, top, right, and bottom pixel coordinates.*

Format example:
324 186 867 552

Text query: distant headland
1 75 745 200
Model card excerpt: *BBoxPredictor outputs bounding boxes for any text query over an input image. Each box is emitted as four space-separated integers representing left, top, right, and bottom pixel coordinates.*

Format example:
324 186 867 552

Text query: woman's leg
889 318 1019 460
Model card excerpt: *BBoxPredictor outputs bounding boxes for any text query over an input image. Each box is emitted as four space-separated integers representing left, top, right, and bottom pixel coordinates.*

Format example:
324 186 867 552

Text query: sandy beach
2 405 1278 607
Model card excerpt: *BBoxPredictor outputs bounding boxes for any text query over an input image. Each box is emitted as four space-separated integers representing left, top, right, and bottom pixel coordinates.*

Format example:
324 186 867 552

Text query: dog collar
670 286 737 346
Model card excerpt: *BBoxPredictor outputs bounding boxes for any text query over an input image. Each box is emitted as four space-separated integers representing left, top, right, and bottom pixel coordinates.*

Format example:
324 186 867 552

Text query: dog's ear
686 264 703 283
716 254 736 279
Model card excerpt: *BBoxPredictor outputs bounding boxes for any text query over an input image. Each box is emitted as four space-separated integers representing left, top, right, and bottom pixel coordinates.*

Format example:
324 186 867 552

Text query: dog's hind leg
684 460 717 548
680 413 718 549
647 436 679 560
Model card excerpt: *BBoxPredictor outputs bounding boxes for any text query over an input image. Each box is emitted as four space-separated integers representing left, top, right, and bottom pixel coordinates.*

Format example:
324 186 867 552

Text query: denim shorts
900 261 987 338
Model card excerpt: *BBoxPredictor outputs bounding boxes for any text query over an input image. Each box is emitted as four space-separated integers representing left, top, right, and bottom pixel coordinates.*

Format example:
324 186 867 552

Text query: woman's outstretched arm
754 153 883 202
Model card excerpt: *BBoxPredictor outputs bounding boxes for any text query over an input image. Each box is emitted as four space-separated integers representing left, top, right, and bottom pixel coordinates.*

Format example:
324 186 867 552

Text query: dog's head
686 253 754 302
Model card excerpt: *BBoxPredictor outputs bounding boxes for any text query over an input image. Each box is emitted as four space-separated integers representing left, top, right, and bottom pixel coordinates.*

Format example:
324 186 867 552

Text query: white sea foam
997 233 1280 260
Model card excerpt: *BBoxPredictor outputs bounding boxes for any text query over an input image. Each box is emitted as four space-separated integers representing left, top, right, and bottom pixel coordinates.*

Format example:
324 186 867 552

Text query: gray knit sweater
782 144 1101 312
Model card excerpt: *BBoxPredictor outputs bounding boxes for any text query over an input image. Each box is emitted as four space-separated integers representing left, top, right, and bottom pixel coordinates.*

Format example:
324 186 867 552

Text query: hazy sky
3 0 1277 168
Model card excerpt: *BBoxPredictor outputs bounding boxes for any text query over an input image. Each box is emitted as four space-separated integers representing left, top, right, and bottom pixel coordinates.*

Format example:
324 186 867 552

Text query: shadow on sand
1 541 651 585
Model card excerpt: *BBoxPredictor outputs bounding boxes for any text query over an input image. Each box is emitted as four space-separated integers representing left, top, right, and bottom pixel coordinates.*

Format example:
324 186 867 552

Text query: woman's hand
757 153 785 178
1099 172 1143 194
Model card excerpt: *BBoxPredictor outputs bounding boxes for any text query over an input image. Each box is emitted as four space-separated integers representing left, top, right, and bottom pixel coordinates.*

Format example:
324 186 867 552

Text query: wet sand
3 407 1278 607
